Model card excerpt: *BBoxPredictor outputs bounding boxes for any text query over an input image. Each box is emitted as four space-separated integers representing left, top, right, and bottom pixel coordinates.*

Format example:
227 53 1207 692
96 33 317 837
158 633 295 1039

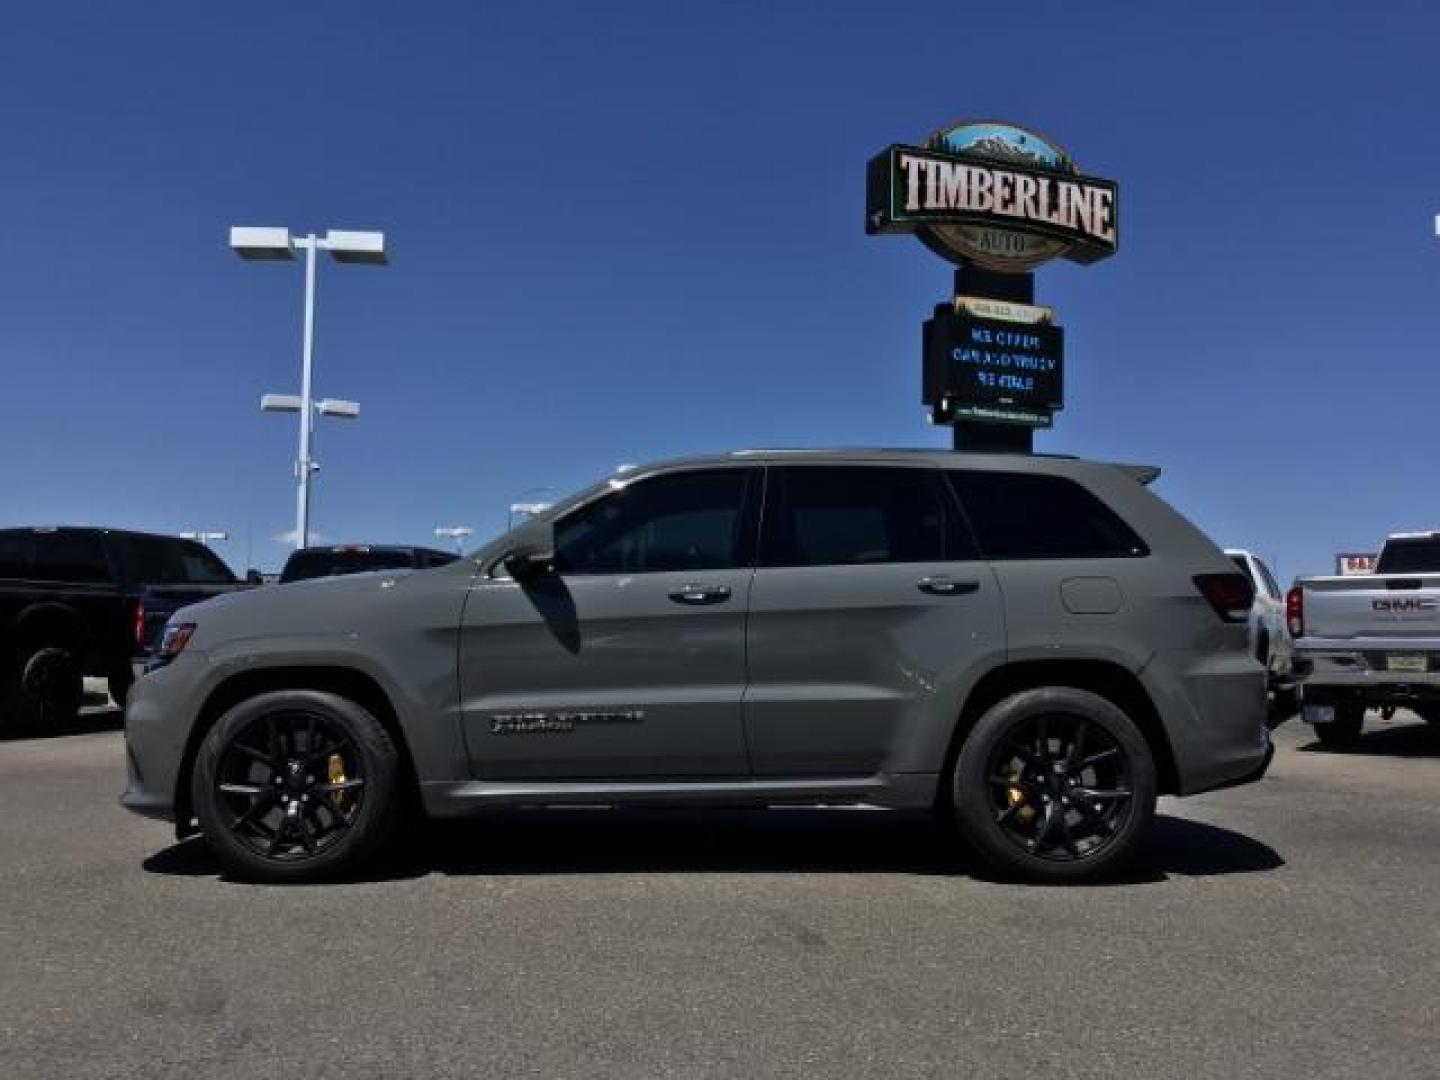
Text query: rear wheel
950 687 1157 883
1311 702 1365 748
1 644 83 727
192 690 401 883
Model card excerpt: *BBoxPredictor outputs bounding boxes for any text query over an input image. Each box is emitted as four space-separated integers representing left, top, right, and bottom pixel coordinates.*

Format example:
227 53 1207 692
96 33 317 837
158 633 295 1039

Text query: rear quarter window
948 471 1148 560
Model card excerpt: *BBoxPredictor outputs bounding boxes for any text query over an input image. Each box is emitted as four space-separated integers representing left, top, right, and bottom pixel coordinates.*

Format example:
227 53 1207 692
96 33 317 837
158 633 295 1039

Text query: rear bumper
1140 649 1271 796
1293 643 1440 704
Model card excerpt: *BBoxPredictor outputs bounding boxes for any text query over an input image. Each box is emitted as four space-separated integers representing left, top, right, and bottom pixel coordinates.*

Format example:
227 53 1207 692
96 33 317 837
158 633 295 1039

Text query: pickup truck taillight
133 599 146 648
1193 573 1254 623
1286 586 1303 638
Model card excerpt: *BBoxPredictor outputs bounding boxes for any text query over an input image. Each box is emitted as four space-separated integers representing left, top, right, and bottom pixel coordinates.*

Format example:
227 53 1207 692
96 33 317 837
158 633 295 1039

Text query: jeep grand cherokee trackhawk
122 450 1271 883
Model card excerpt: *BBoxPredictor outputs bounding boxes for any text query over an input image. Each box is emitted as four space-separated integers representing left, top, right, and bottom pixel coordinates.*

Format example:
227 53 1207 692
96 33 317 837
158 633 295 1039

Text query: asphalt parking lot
1 708 1436 1079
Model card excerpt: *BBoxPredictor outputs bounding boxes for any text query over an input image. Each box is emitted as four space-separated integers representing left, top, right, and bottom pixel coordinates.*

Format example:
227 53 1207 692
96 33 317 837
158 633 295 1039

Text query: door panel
743 465 1005 776
460 570 754 778
459 466 760 779
745 561 1002 775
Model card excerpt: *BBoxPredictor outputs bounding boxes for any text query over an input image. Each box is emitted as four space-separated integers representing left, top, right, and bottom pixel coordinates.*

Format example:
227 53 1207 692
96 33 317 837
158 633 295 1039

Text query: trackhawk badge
490 710 645 735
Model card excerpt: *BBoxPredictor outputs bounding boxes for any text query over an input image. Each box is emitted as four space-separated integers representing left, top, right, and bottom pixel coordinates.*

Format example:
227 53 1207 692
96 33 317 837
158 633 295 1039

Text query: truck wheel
192 690 401 883
1312 703 1365 748
108 672 134 710
1 646 83 728
949 687 1158 883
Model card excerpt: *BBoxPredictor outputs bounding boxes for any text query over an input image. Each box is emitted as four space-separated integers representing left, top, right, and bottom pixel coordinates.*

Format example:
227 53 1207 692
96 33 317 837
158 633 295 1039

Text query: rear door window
948 471 1148 560
0 532 37 579
32 530 113 584
760 466 976 567
114 535 237 585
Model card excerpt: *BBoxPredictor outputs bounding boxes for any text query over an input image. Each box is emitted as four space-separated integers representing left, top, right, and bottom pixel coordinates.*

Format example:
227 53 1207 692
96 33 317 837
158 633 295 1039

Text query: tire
108 672 134 710
1 645 83 727
1311 702 1364 748
192 690 401 883
950 687 1158 883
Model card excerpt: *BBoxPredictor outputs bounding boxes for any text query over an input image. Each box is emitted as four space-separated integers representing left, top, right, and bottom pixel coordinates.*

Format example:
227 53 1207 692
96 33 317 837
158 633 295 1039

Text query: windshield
1376 537 1440 575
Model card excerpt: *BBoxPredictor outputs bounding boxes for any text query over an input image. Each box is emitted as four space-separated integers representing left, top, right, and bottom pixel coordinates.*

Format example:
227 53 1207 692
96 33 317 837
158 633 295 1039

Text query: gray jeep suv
123 450 1270 883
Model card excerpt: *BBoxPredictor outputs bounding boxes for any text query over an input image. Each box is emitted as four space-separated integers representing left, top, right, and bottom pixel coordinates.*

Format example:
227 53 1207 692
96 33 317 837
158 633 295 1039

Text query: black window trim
548 465 764 577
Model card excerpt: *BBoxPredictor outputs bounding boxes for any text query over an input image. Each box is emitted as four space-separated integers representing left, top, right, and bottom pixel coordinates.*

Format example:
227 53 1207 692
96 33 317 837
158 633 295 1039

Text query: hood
172 564 442 642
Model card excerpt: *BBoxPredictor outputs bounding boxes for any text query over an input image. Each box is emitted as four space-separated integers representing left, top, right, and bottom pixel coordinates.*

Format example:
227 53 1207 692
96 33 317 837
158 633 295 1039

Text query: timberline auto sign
867 121 1119 272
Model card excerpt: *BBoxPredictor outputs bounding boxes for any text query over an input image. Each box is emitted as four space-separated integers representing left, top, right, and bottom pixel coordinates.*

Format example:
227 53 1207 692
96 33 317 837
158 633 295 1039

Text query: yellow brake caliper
1007 765 1035 825
327 753 348 812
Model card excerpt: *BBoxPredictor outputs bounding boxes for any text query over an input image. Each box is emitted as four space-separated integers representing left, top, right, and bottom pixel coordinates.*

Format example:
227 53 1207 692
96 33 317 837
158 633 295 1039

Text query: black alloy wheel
985 712 1134 862
4 646 83 727
952 687 1157 883
193 690 400 882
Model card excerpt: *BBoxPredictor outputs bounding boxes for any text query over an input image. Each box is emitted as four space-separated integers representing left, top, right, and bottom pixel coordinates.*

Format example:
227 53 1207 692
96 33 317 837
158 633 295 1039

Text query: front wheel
192 690 401 883
950 688 1158 883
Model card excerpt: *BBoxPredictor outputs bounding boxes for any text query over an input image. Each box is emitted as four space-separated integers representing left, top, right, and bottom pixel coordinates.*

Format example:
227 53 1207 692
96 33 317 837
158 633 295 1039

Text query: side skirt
420 773 939 816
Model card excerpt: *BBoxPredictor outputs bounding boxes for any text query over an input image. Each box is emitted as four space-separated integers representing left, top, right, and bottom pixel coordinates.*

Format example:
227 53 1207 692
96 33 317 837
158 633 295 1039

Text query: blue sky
0 0 1435 578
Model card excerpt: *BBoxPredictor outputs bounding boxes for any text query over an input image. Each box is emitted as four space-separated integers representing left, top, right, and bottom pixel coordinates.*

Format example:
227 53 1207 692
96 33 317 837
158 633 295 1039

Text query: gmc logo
1373 598 1438 613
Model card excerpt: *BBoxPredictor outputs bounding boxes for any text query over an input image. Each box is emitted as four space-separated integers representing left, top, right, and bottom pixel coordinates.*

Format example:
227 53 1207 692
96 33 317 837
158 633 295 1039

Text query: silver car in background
123 449 1270 884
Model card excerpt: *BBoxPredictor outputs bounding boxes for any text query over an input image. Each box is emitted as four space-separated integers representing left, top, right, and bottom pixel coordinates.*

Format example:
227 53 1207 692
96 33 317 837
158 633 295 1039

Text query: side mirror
245 569 265 586
504 548 555 582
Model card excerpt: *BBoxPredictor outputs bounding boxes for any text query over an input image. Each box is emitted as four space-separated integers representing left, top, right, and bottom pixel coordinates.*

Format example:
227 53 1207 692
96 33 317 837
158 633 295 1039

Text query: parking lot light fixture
232 224 387 549
435 526 474 554
180 530 228 547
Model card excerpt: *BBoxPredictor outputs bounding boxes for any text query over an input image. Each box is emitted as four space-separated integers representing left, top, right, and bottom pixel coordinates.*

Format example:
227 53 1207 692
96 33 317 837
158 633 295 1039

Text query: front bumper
119 654 206 824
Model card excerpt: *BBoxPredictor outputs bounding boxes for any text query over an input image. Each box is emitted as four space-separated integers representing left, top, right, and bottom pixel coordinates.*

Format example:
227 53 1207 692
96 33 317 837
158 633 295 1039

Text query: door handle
668 584 733 605
917 576 980 596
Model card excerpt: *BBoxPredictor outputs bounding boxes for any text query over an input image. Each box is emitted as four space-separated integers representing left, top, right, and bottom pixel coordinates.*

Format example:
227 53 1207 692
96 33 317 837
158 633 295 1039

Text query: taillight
133 599 146 648
1286 586 1303 638
1193 573 1254 623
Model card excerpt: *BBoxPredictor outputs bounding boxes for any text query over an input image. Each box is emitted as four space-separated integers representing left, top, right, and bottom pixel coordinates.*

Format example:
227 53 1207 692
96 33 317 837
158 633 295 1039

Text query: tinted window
114 535 237 585
1376 538 1440 574
761 467 974 567
1229 554 1254 583
0 531 36 578
280 549 416 583
554 469 753 574
33 530 112 584
949 471 1148 560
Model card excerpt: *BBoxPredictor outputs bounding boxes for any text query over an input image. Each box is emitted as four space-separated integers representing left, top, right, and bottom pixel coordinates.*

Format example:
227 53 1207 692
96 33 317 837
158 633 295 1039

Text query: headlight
155 622 197 662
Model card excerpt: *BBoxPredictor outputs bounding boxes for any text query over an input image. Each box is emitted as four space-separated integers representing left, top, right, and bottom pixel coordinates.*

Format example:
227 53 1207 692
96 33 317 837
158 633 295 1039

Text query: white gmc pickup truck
1290 532 1440 746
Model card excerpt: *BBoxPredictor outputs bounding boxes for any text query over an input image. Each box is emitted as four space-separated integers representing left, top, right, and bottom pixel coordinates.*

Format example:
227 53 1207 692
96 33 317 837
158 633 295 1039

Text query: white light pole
435 526 474 554
507 486 555 529
180 530 228 548
231 226 387 549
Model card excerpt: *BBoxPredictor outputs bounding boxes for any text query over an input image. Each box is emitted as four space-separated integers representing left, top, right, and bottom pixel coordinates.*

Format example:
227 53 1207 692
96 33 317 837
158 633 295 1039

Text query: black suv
278 544 459 584
0 527 249 724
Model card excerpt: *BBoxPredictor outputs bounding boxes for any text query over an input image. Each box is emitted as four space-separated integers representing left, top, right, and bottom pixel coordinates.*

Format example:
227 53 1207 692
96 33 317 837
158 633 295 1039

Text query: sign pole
950 263 1035 454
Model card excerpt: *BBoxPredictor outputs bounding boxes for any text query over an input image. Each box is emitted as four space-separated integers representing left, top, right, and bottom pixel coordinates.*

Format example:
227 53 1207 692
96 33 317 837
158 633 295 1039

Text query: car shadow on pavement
142 809 1283 886
1296 719 1440 759
0 701 122 741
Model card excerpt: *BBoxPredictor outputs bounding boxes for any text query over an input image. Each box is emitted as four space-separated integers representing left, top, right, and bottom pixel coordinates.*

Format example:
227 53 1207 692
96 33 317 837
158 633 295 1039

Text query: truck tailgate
1300 573 1440 639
